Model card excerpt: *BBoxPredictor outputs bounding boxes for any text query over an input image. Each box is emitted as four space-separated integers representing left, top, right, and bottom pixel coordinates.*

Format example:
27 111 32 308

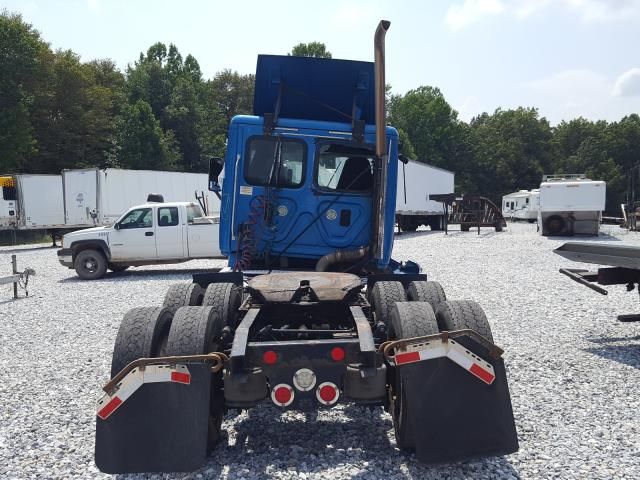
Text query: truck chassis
95 271 518 473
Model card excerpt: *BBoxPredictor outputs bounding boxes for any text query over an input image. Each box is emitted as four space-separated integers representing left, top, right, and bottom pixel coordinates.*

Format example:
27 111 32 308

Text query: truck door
155 205 185 259
109 207 157 260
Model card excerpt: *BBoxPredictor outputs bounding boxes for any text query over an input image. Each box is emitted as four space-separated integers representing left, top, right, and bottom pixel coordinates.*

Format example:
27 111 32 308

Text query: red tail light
271 384 294 407
263 350 278 365
316 382 339 406
330 347 345 362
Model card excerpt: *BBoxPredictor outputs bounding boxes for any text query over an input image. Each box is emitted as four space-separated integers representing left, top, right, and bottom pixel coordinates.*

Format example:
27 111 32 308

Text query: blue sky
4 0 640 125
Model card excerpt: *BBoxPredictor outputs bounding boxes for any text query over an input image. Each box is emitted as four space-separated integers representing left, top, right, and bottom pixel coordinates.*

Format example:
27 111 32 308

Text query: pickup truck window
244 136 306 188
119 208 153 229
186 205 203 224
158 207 179 227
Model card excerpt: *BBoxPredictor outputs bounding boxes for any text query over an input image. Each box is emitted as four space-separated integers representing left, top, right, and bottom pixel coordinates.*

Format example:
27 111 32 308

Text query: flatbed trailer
556 242 640 321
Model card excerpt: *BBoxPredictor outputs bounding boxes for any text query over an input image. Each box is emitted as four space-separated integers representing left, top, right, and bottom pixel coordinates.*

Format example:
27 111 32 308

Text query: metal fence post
11 254 18 299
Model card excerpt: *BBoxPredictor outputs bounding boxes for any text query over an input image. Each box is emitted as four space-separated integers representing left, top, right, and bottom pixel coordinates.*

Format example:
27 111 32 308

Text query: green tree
0 11 50 172
289 42 332 58
116 99 179 170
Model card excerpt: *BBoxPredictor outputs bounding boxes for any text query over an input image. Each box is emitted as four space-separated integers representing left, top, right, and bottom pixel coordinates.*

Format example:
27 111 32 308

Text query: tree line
2 11 639 215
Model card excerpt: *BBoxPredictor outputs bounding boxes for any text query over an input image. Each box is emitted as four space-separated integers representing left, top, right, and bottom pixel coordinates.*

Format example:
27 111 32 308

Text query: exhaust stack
371 20 391 263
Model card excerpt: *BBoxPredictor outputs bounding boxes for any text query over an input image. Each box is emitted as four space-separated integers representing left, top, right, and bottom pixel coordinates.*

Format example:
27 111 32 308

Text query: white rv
395 160 454 231
538 174 606 236
502 189 539 222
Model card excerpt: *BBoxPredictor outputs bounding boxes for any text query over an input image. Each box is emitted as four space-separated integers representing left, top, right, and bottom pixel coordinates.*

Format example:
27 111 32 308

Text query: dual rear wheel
370 280 494 451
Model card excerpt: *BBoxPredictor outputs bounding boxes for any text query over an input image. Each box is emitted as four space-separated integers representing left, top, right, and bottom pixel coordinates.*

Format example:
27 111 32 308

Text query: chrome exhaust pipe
371 20 391 262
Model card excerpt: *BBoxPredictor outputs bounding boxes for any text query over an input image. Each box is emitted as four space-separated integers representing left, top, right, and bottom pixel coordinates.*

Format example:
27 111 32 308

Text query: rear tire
389 302 439 451
74 249 107 280
163 283 204 312
435 300 494 343
370 281 407 327
166 306 226 450
202 282 242 329
110 307 174 377
406 280 446 311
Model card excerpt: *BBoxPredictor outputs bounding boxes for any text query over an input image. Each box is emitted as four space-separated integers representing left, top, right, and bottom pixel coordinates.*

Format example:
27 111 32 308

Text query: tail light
271 384 294 407
316 382 340 406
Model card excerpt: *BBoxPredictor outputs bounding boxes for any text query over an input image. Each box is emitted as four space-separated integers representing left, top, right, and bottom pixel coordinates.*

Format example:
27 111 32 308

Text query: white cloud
445 0 640 31
523 68 640 123
613 68 640 97
445 0 504 31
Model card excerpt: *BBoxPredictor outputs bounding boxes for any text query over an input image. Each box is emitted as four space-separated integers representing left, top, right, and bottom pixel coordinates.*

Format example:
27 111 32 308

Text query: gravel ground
1 223 639 480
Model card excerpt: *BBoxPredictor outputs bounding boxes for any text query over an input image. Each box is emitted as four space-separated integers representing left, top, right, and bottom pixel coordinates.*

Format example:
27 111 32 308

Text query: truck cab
58 201 221 279
216 55 399 273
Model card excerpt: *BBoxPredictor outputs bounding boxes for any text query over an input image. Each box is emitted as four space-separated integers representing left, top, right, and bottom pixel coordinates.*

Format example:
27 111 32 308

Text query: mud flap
399 337 519 463
95 364 211 473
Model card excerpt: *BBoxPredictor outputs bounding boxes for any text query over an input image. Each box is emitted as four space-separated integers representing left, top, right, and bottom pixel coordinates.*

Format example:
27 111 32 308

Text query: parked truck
0 169 219 240
538 174 606 236
57 199 222 279
94 22 518 474
395 159 454 231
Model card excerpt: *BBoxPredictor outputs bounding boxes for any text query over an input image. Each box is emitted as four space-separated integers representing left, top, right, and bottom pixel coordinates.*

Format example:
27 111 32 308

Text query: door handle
145 232 154 237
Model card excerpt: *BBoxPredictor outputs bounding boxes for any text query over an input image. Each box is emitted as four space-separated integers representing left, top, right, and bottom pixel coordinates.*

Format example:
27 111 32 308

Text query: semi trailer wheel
163 282 204 312
74 249 108 280
166 306 226 449
110 307 174 377
389 302 439 450
202 282 242 329
435 300 494 343
370 281 407 327
406 280 446 312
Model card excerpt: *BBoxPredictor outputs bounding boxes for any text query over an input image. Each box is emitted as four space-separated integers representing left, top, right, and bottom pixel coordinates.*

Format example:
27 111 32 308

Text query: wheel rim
84 257 98 272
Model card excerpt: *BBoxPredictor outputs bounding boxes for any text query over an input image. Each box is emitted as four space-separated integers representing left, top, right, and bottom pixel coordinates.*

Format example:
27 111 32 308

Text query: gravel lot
1 222 639 480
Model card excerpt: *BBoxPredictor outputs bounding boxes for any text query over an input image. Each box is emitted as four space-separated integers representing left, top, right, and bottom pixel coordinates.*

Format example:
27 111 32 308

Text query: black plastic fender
95 364 211 473
397 336 519 463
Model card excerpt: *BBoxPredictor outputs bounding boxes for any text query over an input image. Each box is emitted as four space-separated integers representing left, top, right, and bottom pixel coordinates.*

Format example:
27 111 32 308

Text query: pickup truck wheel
435 300 494 343
166 306 225 449
74 249 107 280
202 282 242 329
370 281 407 328
110 307 174 377
406 280 446 312
108 263 129 273
163 283 204 312
389 302 439 451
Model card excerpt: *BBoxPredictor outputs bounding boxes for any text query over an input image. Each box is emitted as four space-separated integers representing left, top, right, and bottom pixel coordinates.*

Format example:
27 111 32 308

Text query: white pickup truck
57 201 222 279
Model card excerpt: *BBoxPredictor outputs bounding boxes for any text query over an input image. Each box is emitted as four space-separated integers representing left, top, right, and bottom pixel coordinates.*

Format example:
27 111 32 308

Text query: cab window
158 207 179 227
186 205 204 224
244 136 306 188
316 144 374 192
118 208 152 229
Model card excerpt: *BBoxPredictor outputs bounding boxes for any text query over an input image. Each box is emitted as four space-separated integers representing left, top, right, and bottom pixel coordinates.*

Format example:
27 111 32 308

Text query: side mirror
113 223 120 230
398 154 410 165
208 157 224 192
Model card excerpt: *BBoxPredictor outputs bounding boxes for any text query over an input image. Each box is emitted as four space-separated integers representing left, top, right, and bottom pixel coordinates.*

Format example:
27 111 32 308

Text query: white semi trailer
0 169 219 240
395 159 454 231
502 189 539 222
538 174 606 236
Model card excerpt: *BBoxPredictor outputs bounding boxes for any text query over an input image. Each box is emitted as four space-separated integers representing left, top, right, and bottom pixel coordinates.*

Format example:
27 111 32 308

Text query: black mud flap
399 337 519 463
95 364 211 474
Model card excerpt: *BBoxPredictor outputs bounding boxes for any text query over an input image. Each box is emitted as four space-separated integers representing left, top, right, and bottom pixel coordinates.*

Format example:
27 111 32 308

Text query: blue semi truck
95 21 518 473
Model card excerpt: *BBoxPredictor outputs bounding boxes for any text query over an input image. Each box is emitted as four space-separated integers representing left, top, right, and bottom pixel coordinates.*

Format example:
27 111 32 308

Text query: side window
118 208 153 229
526 198 529 204
186 205 202 224
316 144 374 192
158 207 179 227
244 136 306 188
